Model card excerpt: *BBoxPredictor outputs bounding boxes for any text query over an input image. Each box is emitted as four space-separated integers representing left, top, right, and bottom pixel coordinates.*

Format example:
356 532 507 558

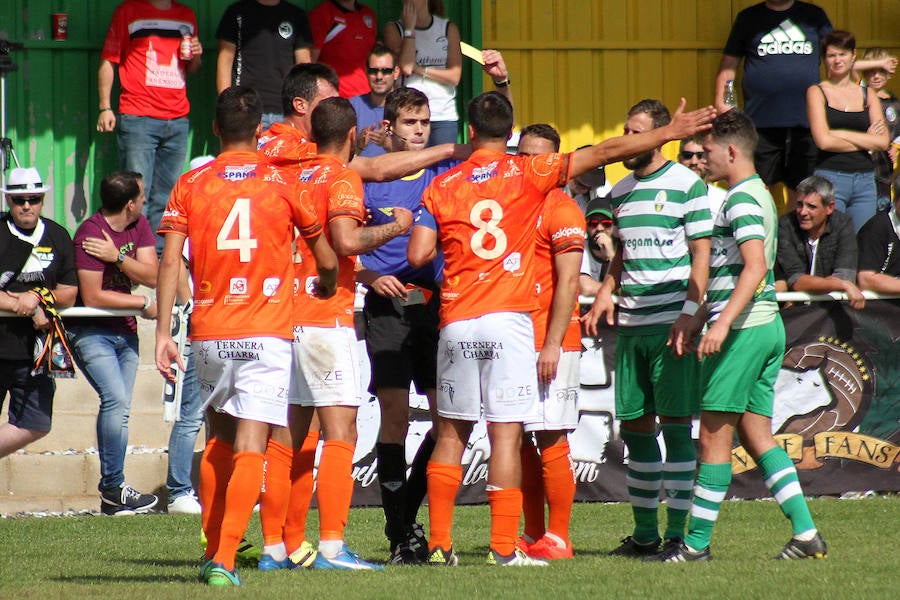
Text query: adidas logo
756 19 814 57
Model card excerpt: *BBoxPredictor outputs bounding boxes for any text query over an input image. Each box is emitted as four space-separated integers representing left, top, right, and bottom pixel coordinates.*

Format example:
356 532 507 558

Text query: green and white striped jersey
611 161 712 331
706 174 778 329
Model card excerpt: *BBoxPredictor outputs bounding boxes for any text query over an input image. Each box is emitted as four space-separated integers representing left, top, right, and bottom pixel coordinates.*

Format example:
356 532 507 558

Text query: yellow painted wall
481 0 900 212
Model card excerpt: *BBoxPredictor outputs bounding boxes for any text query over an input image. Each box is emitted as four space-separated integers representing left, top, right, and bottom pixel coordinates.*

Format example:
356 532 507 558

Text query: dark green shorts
614 331 700 420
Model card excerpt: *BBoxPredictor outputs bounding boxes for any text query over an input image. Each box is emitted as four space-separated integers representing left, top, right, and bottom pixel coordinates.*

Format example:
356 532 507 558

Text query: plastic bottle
724 80 737 109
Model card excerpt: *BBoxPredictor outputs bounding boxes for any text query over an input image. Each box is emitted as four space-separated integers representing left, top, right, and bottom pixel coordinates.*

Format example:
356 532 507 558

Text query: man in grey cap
0 167 78 456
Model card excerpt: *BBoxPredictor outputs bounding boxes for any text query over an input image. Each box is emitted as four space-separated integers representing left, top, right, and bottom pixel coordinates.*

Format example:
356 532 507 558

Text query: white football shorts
290 325 362 407
436 312 539 423
194 337 291 427
525 349 580 433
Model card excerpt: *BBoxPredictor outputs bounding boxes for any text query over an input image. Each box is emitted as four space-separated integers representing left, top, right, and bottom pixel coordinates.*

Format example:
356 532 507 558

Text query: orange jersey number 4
216 198 259 262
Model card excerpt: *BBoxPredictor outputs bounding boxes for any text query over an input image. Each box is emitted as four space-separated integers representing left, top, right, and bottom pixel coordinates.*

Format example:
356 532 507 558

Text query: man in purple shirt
70 171 161 515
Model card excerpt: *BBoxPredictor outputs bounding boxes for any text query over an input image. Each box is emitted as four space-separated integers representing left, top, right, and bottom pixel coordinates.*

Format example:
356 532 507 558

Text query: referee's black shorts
363 285 439 395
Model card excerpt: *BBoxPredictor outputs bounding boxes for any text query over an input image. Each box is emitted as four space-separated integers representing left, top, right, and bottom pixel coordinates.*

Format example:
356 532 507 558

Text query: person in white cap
0 167 78 457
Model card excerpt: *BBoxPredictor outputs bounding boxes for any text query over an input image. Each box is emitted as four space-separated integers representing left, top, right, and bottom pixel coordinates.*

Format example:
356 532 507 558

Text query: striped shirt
611 161 712 331
706 174 778 329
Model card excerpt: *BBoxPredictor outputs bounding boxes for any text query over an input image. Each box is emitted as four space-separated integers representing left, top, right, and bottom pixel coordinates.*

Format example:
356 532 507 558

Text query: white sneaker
487 548 548 567
168 491 202 514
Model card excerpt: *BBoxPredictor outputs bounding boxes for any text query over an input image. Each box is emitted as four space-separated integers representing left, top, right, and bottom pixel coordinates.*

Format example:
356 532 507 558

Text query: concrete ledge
0 450 173 515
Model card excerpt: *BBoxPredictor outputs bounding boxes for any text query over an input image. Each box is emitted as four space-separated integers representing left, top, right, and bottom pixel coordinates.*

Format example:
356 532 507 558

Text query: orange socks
520 441 546 542
316 439 355 541
488 487 523 556
284 430 319 553
426 462 463 551
214 451 265 571
260 439 293 547
199 437 234 560
542 440 575 541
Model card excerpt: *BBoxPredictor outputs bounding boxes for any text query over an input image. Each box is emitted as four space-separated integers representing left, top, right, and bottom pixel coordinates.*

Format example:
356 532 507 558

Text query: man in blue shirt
350 44 400 158
359 87 452 564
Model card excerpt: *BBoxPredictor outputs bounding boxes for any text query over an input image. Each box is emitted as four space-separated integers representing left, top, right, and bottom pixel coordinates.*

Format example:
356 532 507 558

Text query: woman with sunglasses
807 30 889 232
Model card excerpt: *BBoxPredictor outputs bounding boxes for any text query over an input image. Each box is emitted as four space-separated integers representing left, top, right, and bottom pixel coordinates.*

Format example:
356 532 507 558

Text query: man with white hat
0 167 78 457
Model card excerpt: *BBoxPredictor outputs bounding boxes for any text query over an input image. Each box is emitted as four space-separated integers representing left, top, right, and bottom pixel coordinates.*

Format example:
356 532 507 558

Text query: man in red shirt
309 0 377 98
97 0 203 254
155 86 337 586
408 91 715 566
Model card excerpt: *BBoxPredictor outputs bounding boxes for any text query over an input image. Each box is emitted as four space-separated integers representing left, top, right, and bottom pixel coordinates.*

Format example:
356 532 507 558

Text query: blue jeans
166 342 204 499
814 168 878 233
69 327 139 491
117 114 190 253
427 120 459 146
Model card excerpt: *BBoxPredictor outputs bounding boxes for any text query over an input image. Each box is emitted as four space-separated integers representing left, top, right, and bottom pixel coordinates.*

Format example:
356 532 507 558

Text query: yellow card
460 41 484 65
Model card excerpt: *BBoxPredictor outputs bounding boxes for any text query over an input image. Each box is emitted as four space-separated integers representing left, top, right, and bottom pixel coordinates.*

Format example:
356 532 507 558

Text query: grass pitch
0 497 897 599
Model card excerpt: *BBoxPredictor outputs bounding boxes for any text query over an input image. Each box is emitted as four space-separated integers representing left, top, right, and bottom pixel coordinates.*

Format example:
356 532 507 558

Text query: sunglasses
680 150 705 160
587 218 613 228
367 67 394 76
9 195 43 206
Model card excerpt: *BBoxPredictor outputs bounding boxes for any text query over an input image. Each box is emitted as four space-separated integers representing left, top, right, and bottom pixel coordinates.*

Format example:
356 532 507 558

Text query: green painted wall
0 0 481 233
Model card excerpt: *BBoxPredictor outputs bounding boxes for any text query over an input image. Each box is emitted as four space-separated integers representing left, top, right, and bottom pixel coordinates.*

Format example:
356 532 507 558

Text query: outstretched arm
568 99 716 180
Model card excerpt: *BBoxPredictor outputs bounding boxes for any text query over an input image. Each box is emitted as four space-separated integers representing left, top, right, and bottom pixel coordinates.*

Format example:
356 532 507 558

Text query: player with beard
583 99 712 557
410 92 716 566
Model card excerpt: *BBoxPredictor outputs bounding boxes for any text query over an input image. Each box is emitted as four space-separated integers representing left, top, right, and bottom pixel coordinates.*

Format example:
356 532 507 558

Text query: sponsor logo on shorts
262 277 281 297
444 341 457 364
230 277 248 295
494 384 534 399
215 339 265 360
440 381 455 402
454 340 503 360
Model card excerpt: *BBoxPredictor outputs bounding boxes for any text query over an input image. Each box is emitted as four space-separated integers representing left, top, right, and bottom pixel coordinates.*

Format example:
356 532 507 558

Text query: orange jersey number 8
216 197 259 262
469 199 507 260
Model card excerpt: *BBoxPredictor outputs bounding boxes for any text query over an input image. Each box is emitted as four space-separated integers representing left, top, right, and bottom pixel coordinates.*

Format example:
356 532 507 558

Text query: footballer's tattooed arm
329 208 413 256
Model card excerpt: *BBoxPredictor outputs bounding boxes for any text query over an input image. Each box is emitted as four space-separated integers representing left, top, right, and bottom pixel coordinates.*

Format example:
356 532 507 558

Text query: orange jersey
257 121 318 176
532 189 584 351
293 154 365 327
159 150 322 340
422 148 571 327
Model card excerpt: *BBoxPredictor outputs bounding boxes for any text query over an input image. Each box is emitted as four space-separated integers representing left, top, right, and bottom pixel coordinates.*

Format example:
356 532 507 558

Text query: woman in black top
807 30 889 232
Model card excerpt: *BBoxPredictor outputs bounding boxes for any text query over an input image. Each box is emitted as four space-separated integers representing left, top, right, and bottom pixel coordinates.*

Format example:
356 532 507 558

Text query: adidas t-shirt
724 1 832 128
706 175 778 330
610 161 712 333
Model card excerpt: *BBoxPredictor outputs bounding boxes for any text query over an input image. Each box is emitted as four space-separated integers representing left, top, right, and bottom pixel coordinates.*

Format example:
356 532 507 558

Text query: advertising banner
346 300 900 505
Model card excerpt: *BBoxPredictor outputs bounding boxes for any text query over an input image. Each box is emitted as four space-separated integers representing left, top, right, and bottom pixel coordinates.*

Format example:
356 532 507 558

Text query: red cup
52 13 68 41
